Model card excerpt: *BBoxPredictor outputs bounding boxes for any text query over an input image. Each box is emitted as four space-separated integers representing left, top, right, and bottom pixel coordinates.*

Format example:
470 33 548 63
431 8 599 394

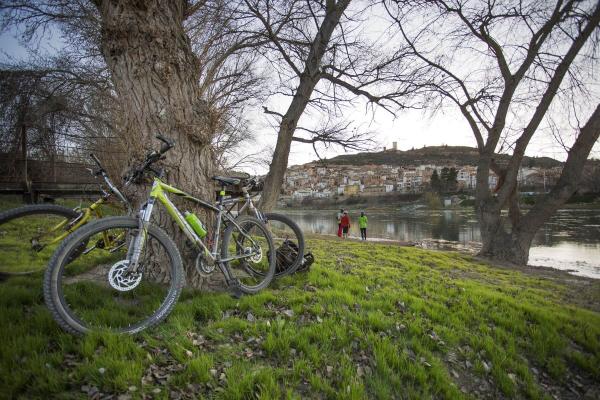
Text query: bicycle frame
35 196 107 248
235 192 265 222
127 178 263 280
31 163 131 251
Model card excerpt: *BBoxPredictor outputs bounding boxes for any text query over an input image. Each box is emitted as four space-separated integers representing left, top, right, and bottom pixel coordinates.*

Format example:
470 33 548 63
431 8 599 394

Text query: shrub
423 192 442 208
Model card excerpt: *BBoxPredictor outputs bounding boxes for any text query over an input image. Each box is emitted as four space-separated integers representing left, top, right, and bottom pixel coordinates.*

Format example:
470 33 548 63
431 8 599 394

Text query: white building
292 189 313 199
314 190 332 198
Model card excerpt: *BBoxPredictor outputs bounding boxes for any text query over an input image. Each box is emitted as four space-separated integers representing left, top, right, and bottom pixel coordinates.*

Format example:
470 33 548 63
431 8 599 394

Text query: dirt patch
64 264 111 286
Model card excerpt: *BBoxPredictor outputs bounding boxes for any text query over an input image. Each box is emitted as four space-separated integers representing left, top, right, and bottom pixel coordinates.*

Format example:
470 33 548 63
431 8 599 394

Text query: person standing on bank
340 210 351 239
359 211 368 240
336 209 344 237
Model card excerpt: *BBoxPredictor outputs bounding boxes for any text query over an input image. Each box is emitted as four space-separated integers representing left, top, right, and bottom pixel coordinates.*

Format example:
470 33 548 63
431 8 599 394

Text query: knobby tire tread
43 216 184 335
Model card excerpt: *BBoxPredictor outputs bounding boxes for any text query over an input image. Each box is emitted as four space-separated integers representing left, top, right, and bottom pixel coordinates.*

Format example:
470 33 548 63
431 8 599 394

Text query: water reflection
281 208 600 279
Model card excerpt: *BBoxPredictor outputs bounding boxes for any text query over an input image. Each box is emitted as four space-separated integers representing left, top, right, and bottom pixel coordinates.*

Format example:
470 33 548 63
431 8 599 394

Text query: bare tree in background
186 0 267 172
384 0 600 265
0 57 118 195
234 0 411 210
1 2 217 206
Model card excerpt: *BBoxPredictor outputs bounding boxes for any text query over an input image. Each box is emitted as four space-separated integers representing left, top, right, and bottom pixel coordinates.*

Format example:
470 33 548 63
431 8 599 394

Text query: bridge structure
0 153 111 203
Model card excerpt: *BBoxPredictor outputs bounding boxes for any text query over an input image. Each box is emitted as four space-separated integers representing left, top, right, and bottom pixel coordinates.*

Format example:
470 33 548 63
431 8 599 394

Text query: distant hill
321 146 563 169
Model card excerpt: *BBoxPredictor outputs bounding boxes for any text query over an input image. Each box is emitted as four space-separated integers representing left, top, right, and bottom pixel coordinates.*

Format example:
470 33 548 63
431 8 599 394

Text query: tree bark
95 0 221 289
259 0 351 211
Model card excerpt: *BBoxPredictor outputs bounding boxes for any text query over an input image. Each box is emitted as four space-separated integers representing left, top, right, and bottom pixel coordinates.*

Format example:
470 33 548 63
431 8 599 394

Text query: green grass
0 238 599 399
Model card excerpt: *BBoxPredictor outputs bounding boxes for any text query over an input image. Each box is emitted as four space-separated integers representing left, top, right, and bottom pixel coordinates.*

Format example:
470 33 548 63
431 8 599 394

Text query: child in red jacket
340 211 350 239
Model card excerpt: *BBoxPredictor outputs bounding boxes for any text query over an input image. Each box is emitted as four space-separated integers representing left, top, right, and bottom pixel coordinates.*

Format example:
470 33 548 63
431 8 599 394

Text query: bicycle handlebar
156 134 175 154
124 134 176 184
86 154 131 211
240 176 263 192
88 153 107 178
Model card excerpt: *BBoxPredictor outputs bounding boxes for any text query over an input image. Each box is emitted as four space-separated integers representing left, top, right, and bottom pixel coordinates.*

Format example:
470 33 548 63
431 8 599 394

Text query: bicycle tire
0 204 81 275
221 215 276 294
0 204 78 225
264 213 305 278
44 216 185 335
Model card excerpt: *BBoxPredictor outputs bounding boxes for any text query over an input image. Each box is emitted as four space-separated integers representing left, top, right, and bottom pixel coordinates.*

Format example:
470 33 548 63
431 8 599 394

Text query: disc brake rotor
247 246 263 263
108 260 142 292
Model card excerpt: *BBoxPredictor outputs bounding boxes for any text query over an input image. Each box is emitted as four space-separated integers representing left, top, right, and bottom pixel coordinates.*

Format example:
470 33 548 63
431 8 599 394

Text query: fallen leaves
303 283 317 292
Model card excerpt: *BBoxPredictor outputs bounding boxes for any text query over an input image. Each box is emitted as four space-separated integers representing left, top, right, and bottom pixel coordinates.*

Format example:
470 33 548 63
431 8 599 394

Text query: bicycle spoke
56 225 175 332
223 218 274 289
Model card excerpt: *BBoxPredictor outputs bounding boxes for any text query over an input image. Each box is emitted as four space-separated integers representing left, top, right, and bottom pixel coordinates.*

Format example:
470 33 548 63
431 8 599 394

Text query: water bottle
184 212 207 238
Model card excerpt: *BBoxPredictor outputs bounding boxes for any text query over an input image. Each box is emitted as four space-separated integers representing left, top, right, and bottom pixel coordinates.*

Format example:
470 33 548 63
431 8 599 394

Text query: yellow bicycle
0 154 131 275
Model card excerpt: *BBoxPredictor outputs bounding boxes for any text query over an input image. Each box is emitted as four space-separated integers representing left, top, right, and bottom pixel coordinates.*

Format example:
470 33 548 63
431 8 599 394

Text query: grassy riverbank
1 238 599 399
279 191 600 211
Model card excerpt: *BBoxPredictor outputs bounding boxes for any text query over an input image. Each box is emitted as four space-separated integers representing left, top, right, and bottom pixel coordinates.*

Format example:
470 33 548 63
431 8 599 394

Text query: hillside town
282 143 564 201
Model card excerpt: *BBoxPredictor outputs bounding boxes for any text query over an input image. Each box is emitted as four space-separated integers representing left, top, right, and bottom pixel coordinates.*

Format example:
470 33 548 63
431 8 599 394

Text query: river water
281 207 600 279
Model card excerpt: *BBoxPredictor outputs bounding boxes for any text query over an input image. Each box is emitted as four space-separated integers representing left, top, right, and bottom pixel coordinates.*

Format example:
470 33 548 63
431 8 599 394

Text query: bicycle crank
195 251 216 275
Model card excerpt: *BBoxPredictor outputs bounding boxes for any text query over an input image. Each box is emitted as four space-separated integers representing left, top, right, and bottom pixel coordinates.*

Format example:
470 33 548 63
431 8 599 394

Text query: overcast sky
2 21 598 176
244 86 597 174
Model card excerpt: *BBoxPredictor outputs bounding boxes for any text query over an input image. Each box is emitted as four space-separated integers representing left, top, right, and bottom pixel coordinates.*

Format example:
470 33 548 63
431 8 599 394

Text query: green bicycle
0 154 131 275
43 135 276 334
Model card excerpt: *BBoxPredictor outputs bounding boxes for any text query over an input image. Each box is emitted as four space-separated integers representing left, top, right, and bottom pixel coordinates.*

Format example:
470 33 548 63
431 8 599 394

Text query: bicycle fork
127 198 155 273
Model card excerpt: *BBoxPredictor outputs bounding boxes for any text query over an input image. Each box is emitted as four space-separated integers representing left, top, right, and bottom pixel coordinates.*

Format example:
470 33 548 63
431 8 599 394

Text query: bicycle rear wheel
264 213 305 278
0 204 80 275
44 216 184 334
221 215 275 294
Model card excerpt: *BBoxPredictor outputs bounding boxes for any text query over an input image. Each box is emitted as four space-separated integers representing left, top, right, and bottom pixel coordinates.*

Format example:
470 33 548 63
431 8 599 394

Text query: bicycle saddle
211 176 241 186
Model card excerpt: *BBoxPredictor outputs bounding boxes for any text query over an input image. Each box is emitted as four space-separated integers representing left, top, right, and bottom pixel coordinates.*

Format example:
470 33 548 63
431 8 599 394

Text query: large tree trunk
95 0 223 289
477 202 532 265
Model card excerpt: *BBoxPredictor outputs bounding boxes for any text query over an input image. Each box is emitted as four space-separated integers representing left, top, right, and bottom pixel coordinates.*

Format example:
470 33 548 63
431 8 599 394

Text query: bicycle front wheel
221 215 276 294
0 204 80 275
44 216 184 334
